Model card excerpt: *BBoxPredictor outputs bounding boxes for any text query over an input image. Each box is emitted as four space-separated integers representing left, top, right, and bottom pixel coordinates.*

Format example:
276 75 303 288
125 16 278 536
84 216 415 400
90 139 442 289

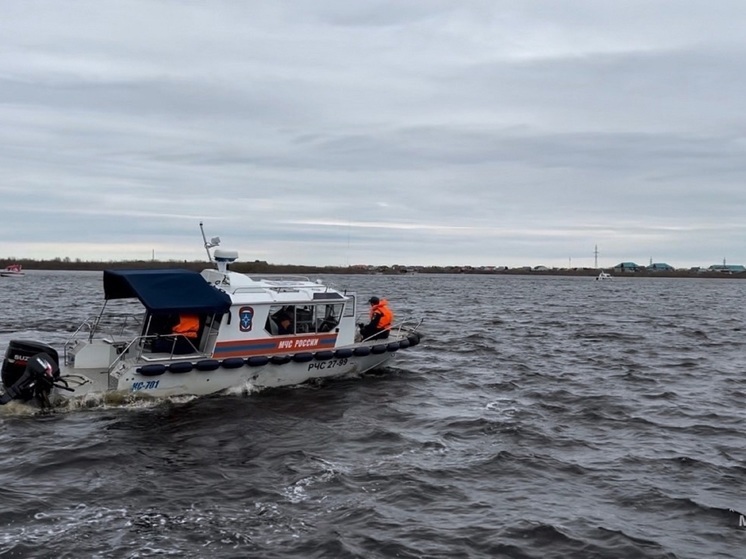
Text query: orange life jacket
369 300 393 330
173 314 199 338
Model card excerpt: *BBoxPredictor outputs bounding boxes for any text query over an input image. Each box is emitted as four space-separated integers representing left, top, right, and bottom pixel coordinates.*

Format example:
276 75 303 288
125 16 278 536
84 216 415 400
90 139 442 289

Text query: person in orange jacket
359 296 393 340
172 314 200 339
153 313 200 354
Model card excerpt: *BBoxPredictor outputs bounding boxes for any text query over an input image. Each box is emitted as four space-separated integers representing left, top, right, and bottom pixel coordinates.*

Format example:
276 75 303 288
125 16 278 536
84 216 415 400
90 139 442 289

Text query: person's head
368 296 380 306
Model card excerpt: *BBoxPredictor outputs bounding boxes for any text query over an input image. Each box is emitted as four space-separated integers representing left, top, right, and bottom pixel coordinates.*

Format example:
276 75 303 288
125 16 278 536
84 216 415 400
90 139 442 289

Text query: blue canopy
103 269 232 314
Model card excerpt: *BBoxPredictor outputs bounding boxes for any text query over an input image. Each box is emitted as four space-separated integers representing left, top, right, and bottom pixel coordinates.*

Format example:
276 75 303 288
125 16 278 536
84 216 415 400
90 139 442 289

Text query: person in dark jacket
359 296 394 340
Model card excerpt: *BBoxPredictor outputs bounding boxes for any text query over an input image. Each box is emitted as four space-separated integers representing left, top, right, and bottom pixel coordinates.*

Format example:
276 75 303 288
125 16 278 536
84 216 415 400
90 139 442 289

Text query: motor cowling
1 341 60 404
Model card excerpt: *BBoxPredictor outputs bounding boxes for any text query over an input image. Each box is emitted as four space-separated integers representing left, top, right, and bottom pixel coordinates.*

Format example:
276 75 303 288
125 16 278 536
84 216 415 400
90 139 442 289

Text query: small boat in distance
0 264 24 277
0 224 423 408
596 271 613 280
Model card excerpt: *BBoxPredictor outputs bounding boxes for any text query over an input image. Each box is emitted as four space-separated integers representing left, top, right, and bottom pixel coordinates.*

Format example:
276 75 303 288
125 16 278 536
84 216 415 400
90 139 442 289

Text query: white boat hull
37 330 420 404
53 340 408 402
125 351 389 397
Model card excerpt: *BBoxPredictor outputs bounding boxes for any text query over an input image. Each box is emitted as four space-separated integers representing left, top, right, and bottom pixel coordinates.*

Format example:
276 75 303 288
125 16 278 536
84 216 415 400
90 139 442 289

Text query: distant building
708 264 746 273
614 262 642 272
648 262 674 271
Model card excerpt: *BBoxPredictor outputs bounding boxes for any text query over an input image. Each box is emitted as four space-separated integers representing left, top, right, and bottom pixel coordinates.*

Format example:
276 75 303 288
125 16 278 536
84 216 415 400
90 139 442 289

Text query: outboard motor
1 340 61 406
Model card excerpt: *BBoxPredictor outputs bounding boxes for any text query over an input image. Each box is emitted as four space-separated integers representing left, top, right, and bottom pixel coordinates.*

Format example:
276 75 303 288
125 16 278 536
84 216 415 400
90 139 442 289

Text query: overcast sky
1 1 745 268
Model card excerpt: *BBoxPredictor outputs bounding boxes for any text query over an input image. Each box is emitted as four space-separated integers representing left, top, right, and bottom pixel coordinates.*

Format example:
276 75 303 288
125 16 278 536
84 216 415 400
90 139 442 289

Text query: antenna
347 220 351 268
199 221 220 262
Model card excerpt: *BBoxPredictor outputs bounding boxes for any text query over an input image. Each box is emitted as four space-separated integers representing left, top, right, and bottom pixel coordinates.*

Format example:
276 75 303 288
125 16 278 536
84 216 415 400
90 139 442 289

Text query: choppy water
1 271 745 558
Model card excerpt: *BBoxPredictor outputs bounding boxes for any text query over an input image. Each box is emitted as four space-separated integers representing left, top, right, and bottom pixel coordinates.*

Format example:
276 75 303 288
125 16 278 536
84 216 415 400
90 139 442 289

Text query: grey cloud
2 1 746 268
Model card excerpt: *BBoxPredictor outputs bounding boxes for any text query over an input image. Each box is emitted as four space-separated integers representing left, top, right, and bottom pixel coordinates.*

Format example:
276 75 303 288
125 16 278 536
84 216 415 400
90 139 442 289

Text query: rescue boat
0 225 422 408
0 264 24 277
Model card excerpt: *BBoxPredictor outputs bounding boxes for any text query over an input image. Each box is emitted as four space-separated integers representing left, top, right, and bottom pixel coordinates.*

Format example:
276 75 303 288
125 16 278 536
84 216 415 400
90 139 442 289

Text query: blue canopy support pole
89 300 109 342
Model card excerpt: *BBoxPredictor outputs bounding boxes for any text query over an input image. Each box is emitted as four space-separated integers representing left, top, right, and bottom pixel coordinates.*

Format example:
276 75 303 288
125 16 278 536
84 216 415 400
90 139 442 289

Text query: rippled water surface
1 271 745 558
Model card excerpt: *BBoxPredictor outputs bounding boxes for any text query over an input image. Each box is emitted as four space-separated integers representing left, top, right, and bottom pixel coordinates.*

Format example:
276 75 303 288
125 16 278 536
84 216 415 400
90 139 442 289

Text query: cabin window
295 305 315 333
264 303 343 335
318 303 343 332
343 298 355 318
266 305 295 335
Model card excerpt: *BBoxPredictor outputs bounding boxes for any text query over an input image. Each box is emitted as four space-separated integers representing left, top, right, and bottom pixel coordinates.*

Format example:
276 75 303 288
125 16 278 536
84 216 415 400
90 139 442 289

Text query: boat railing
105 336 151 381
101 313 142 338
247 274 313 283
63 317 97 364
392 317 423 335
359 317 424 343
106 333 210 373
231 284 327 295
229 286 268 294
63 313 143 365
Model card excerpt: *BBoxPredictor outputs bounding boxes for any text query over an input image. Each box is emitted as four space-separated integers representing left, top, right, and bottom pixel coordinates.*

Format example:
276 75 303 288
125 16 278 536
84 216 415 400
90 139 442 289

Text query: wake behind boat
0 225 423 408
0 264 24 277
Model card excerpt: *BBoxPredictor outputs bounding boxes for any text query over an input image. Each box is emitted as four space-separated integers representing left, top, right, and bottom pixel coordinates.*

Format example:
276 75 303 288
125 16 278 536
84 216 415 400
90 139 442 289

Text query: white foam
223 379 259 397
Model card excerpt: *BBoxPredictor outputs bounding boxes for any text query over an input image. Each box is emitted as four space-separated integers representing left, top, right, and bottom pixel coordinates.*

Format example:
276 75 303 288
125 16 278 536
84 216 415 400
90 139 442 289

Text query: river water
0 271 744 558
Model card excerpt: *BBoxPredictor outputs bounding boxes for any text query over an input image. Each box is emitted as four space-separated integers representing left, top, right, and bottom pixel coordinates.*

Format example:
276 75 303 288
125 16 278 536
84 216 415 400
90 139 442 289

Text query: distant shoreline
1 259 743 279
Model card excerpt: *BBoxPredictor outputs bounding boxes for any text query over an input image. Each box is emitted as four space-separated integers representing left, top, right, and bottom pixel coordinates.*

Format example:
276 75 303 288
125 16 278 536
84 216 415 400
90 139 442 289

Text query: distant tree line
1 257 743 278
0 257 358 275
